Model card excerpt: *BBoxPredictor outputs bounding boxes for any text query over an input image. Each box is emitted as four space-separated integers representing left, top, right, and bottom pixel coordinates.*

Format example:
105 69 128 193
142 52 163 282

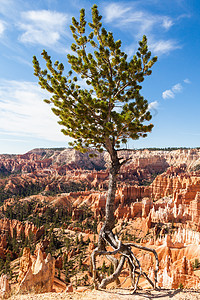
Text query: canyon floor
9 288 200 300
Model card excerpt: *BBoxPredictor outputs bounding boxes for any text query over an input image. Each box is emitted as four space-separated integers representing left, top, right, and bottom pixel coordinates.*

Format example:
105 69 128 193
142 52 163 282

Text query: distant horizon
1 145 200 156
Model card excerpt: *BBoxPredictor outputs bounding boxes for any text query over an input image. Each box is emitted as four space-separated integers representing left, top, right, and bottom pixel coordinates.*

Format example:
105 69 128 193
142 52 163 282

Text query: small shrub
178 283 184 289
192 258 200 269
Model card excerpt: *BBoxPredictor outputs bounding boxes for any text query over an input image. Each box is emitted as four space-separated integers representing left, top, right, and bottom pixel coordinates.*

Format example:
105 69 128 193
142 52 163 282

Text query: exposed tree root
91 228 159 293
90 151 159 292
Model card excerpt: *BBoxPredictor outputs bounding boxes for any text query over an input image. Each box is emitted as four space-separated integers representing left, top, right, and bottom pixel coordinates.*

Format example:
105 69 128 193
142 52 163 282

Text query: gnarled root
106 255 120 286
90 228 159 292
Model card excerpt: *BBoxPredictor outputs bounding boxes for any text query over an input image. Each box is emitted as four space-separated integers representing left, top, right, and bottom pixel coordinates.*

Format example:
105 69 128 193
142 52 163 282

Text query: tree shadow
98 288 200 299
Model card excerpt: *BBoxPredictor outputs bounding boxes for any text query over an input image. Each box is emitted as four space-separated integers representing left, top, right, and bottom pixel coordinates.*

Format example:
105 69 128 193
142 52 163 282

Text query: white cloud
0 20 6 36
148 101 158 110
162 17 173 30
18 10 69 47
104 3 174 34
103 3 180 56
162 89 175 99
0 79 68 142
172 83 182 92
104 3 131 23
184 78 191 84
22 10 67 27
150 40 180 55
162 81 185 99
104 3 156 36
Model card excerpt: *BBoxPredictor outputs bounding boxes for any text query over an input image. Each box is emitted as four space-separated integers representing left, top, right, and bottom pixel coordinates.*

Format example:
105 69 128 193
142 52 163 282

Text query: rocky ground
9 288 200 300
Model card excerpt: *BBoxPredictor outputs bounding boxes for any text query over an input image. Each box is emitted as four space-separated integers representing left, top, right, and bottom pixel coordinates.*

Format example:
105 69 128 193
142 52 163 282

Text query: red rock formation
0 218 44 240
18 247 32 284
0 274 10 299
1 147 200 291
156 255 200 289
0 218 44 259
1 148 200 197
19 247 55 294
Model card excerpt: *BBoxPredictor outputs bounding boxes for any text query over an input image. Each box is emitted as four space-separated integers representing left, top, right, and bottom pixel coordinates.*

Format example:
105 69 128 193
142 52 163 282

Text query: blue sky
0 0 200 154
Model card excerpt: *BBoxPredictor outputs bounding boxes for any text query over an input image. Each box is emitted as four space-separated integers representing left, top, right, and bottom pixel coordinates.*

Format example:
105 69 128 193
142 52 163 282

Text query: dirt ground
9 288 200 300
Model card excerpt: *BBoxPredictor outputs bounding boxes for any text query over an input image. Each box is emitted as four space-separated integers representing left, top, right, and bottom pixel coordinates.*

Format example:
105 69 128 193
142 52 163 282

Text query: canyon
0 148 200 297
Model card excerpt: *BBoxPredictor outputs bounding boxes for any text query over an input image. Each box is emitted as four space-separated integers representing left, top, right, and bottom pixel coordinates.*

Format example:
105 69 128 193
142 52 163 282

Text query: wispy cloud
148 101 158 116
0 20 6 36
162 89 175 99
172 83 183 93
0 79 68 142
148 101 158 110
162 17 173 30
126 38 180 58
18 10 69 47
162 81 187 99
103 2 181 55
0 137 27 142
104 3 174 33
184 78 191 84
150 40 181 55
104 3 131 23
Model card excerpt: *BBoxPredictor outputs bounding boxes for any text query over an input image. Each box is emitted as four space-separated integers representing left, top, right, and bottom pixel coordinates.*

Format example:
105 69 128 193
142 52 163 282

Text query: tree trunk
104 149 120 231
92 146 159 291
98 147 120 250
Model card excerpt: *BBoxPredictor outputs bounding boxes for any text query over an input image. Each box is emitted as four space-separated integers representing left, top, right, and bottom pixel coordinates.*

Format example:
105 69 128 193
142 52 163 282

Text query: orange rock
65 284 73 292
55 256 63 269
88 242 95 252
0 274 10 299
18 247 32 284
19 248 55 294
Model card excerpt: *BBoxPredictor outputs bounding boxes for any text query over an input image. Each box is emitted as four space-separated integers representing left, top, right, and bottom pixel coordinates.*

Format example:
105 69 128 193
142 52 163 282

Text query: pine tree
33 5 159 291
64 266 70 283
76 235 79 245
102 260 106 274
108 263 114 276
